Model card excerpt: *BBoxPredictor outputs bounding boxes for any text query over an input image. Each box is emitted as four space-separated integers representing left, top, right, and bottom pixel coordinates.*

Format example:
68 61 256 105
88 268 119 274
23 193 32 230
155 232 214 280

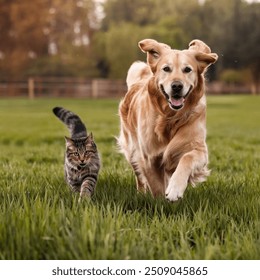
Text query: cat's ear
87 132 96 148
64 136 74 147
88 132 94 141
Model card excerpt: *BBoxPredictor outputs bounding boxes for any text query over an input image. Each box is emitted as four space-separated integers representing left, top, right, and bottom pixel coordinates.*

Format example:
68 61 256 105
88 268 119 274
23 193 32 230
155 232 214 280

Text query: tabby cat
53 107 100 198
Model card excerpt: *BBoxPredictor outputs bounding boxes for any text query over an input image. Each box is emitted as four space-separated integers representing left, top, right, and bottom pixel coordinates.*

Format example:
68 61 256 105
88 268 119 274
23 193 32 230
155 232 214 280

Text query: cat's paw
78 194 91 203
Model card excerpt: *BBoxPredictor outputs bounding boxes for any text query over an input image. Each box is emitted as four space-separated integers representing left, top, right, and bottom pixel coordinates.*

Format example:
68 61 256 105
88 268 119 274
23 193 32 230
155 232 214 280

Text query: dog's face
156 50 201 110
139 39 218 111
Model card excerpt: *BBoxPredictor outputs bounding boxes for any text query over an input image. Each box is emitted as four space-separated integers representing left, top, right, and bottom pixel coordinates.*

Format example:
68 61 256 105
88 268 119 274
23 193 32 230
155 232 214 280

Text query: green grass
0 96 259 260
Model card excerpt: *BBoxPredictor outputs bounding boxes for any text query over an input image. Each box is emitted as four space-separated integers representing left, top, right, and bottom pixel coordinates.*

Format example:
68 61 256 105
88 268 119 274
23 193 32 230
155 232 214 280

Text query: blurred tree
101 0 157 30
0 0 49 79
0 0 99 80
0 0 259 92
95 0 198 78
94 23 155 78
95 0 259 89
220 0 260 93
31 0 100 77
220 69 245 85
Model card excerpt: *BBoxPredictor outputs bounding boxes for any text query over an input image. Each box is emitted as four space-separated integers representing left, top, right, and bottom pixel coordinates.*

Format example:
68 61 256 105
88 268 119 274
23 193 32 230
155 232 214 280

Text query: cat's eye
73 152 79 156
85 151 91 156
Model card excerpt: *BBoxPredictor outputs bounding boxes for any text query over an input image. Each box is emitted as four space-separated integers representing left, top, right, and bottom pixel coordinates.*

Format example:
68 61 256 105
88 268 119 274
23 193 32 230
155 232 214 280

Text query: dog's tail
126 61 152 89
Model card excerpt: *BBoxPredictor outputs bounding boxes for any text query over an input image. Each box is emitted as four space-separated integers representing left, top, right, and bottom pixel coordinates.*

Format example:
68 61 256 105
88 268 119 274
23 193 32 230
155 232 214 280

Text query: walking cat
53 107 100 198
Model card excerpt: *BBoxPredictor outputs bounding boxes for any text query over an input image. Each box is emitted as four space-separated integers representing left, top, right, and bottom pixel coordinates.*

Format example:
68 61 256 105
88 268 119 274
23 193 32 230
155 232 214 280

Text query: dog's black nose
171 81 183 93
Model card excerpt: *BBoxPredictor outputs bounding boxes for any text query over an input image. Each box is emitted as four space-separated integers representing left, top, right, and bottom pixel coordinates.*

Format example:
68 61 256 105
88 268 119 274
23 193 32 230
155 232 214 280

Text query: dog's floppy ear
189 39 218 72
189 39 211 54
139 39 171 73
195 52 218 73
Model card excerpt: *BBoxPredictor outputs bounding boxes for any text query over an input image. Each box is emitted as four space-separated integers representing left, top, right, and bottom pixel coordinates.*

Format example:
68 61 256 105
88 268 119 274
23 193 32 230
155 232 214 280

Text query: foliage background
0 0 259 91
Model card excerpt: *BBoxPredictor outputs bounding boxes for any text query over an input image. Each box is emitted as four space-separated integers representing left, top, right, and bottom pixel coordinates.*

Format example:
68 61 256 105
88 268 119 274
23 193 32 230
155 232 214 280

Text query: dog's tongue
170 97 184 107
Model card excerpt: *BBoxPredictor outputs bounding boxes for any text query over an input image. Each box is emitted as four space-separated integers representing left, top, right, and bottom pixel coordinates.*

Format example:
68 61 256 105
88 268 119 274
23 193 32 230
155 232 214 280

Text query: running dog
118 39 218 201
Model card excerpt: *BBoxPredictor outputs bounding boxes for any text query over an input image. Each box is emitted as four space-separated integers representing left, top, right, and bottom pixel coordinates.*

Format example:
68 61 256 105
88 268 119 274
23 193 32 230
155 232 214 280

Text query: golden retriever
118 39 218 201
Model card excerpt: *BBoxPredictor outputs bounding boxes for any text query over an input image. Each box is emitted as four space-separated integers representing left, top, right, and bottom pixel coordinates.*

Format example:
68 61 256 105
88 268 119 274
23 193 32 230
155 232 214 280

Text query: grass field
0 95 259 260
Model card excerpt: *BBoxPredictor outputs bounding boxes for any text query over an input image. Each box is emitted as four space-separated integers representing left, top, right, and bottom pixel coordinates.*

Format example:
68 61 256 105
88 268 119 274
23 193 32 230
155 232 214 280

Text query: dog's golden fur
118 39 218 201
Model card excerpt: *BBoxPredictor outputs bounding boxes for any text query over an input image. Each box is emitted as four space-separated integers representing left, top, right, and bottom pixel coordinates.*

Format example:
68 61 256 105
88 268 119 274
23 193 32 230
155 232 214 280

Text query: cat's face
65 134 97 169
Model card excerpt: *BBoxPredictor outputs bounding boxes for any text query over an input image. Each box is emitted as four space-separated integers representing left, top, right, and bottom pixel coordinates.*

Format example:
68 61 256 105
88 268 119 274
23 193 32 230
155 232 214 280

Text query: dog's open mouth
159 85 184 110
160 85 192 111
169 97 185 110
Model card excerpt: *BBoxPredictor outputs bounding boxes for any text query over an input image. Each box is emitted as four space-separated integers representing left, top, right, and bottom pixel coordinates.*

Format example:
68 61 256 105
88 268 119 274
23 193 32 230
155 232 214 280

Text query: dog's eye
162 66 171 72
183 66 192 73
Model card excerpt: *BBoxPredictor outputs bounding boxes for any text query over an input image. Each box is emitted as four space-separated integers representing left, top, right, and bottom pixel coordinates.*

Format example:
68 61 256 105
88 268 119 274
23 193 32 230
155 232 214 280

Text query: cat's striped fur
53 107 100 197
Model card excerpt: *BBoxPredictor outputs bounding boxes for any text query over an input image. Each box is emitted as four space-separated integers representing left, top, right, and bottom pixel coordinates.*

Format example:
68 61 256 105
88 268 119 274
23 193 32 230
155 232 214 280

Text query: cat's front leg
80 177 96 198
78 182 92 203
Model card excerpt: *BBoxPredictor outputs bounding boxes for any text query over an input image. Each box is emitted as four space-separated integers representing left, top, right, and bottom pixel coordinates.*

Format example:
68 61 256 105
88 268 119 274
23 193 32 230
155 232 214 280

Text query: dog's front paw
165 176 187 202
165 187 184 202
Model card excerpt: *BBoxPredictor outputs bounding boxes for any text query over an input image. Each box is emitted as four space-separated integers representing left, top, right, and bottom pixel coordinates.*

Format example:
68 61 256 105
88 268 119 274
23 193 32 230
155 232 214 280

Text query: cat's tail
53 107 87 138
